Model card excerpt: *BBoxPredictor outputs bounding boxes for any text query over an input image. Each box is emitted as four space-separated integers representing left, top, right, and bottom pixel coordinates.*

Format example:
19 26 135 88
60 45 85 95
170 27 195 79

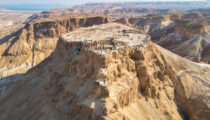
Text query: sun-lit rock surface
0 15 109 78
0 23 209 120
116 13 210 64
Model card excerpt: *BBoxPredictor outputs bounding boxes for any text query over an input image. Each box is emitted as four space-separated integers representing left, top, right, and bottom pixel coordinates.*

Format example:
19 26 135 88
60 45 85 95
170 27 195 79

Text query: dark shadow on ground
0 73 24 88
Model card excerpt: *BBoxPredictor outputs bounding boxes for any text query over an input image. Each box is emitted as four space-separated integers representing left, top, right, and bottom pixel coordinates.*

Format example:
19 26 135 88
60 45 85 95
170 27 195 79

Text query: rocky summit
0 23 209 120
1 2 210 120
0 15 109 78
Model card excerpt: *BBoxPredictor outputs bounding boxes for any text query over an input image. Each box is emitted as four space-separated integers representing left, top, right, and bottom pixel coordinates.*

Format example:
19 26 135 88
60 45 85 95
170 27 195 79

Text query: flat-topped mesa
2 15 110 57
0 23 183 120
25 15 110 40
48 24 182 119
59 23 150 56
1 23 209 120
0 15 110 78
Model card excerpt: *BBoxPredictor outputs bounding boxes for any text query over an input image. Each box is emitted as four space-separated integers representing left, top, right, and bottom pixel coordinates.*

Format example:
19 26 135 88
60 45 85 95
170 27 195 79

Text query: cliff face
0 15 109 78
116 13 210 63
0 23 209 120
115 15 173 34
2 15 110 57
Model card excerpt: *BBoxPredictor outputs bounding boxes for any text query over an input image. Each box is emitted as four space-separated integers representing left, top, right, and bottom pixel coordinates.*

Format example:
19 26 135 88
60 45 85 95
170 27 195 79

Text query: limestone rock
0 15 109 78
0 23 209 120
116 13 210 64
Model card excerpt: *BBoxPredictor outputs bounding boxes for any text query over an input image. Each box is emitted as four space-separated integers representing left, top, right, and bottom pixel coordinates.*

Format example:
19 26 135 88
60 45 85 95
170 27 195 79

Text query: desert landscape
115 13 210 63
0 1 210 120
0 9 38 39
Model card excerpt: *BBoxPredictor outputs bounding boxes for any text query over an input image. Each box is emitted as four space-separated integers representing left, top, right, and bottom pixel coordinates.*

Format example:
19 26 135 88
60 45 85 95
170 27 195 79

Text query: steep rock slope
0 15 109 78
115 14 173 34
116 13 210 63
0 23 209 120
158 45 210 120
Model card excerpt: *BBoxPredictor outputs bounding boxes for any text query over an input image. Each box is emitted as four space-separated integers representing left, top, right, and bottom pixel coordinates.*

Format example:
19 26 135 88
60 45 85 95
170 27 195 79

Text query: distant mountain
69 1 210 20
0 4 70 11
83 1 210 9
187 8 210 12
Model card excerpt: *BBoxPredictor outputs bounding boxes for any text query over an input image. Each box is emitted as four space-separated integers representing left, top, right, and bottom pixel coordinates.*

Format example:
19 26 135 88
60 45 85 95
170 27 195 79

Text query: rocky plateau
0 3 210 120
0 14 109 78
0 23 209 120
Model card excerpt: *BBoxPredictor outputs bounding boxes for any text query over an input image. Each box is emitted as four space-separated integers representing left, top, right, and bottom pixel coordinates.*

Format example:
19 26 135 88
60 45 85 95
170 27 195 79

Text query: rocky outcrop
0 15 109 78
115 15 173 34
116 13 210 64
0 23 209 120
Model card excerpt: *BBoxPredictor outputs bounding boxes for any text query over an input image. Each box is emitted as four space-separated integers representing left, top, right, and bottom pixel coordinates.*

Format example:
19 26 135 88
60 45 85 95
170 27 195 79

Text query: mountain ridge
0 15 110 78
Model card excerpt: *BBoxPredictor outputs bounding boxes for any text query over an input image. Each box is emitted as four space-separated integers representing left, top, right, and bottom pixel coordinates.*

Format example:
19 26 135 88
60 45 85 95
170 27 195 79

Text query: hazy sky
0 0 208 5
